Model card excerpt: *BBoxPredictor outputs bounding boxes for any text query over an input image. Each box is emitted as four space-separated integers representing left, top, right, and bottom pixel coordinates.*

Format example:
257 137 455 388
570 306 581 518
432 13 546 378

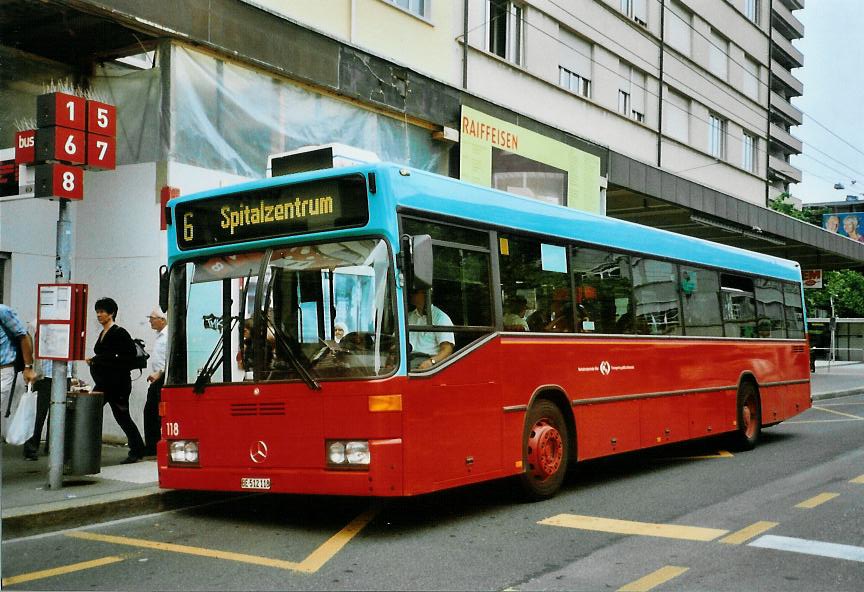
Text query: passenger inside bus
503 295 529 331
545 289 574 332
408 287 455 370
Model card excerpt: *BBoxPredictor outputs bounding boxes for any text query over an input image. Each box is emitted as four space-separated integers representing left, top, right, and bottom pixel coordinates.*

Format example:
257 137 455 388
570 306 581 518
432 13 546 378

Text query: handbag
6 383 37 446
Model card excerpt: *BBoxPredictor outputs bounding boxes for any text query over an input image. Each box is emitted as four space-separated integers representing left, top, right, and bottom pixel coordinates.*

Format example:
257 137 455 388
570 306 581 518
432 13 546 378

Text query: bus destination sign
175 174 369 250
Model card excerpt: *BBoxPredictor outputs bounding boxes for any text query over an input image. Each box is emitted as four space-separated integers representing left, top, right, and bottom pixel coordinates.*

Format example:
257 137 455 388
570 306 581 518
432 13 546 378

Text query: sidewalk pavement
3 361 863 539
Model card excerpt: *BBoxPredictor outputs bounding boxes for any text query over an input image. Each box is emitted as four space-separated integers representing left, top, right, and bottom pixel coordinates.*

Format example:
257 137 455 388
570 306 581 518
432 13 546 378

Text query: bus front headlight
169 440 199 465
326 440 370 468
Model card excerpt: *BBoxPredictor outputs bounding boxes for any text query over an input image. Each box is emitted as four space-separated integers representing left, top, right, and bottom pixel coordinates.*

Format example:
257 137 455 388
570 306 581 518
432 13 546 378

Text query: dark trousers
23 377 52 456
104 389 145 458
143 376 163 454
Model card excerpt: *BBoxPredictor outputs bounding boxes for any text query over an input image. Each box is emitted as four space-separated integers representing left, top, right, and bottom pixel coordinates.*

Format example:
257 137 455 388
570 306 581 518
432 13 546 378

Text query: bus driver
408 287 454 371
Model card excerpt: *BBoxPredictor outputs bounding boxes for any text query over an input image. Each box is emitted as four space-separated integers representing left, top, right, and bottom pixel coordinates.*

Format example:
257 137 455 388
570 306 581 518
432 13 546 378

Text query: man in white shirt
143 308 168 457
407 288 454 371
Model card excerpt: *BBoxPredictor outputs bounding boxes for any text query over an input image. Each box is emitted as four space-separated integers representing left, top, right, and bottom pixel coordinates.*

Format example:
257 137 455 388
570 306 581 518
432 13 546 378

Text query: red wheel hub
742 399 756 438
527 420 563 480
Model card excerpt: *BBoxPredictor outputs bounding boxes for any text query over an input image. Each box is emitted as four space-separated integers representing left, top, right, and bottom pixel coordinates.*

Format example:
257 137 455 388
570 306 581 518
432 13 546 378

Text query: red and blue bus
158 162 810 500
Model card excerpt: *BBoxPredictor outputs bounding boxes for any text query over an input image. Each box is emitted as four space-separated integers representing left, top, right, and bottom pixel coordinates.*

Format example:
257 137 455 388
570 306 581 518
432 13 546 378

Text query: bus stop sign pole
48 199 71 490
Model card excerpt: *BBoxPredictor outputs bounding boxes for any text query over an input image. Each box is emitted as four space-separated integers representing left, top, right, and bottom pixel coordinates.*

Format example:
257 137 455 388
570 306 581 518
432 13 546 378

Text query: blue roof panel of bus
168 162 801 283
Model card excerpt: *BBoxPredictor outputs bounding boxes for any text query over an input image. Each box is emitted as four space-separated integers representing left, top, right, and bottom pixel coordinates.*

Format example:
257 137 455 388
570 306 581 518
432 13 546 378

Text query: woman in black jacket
86 297 145 464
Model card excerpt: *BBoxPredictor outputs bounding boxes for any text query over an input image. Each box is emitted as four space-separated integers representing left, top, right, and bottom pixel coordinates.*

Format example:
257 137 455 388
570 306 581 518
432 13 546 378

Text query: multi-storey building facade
0 0 861 439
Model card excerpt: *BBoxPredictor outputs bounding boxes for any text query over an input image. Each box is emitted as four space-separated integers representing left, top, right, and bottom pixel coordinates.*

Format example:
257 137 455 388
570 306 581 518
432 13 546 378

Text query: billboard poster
822 212 864 242
802 269 822 289
459 106 602 214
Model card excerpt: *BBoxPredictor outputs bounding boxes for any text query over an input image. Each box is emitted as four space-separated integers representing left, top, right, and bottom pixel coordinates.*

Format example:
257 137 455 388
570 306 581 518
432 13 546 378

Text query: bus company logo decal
577 361 636 375
249 440 269 463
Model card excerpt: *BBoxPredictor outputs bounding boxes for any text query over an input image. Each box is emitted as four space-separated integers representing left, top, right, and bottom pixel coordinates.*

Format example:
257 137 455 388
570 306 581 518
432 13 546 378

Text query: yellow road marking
67 505 381 574
1 555 125 587
300 506 380 572
539 514 728 541
811 406 864 420
719 521 778 545
617 566 689 592
851 474 864 484
795 493 840 509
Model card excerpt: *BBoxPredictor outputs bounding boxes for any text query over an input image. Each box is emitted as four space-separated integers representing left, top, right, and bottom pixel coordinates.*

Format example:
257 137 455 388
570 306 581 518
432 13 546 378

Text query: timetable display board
36 283 88 360
175 174 370 250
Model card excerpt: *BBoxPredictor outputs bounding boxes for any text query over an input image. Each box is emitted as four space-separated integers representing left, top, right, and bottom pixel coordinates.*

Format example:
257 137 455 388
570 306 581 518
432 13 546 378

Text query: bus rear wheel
518 400 569 501
731 381 761 451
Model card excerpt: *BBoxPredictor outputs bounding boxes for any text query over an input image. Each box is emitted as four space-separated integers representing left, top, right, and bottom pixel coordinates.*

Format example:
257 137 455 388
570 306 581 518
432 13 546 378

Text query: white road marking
749 535 864 563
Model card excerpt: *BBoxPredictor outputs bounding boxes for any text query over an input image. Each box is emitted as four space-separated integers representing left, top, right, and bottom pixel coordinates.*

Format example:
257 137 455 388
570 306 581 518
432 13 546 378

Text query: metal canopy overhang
607 153 864 273
0 0 154 64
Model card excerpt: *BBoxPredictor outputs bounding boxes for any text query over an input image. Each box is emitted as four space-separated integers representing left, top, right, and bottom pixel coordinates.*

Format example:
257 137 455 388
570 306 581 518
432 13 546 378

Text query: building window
618 90 630 116
558 28 592 98
742 132 757 172
708 28 728 80
742 54 760 101
709 113 727 159
560 66 591 98
389 0 429 18
664 88 689 143
665 1 691 55
745 0 760 25
489 1 524 65
620 0 648 26
618 63 645 122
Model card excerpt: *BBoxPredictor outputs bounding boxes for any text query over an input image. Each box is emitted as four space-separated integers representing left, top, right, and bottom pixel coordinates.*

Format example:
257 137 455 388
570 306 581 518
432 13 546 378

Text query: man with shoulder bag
1 304 36 439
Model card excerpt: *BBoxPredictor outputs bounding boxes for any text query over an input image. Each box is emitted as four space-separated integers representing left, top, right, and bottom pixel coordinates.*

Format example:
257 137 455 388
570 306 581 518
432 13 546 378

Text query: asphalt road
3 394 863 591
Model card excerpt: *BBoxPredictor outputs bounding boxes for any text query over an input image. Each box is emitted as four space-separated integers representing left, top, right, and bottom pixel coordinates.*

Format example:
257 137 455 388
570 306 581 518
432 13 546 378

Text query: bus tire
518 399 570 501
731 381 761 451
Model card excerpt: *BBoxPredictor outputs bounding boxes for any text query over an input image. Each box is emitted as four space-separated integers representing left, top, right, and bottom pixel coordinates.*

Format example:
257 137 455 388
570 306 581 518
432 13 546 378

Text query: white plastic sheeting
170 45 447 178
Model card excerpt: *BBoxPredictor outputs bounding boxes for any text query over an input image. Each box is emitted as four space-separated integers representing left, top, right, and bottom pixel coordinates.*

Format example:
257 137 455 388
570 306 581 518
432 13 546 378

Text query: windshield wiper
267 315 321 391
193 316 239 394
194 274 251 394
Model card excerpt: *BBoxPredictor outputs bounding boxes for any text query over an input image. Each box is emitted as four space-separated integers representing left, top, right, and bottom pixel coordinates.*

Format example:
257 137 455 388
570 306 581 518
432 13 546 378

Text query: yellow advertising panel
459 106 602 213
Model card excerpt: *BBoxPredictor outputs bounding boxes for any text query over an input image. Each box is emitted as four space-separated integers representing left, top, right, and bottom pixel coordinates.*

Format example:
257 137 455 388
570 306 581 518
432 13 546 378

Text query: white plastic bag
6 384 36 446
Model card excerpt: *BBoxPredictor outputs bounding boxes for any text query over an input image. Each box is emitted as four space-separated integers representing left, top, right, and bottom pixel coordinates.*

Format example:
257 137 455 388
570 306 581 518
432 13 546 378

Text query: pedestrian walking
1 304 36 439
143 307 167 457
22 353 53 460
85 297 145 464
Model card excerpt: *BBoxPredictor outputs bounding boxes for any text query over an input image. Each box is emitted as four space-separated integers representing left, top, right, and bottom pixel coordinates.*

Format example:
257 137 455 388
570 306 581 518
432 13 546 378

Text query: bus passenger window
571 247 633 334
499 235 572 333
679 267 723 337
754 278 786 338
720 273 757 337
783 282 805 339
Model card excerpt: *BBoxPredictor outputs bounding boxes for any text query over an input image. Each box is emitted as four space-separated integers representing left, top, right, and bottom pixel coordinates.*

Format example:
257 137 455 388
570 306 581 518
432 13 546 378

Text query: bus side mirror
410 234 433 289
159 265 169 313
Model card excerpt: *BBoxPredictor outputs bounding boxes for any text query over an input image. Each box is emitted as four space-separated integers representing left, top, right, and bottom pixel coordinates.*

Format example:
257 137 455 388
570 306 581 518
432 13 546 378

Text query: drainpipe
462 0 469 89
657 0 666 168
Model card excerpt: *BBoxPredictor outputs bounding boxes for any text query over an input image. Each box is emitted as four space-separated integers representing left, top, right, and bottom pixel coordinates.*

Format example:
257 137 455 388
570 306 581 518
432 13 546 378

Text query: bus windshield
167 238 398 386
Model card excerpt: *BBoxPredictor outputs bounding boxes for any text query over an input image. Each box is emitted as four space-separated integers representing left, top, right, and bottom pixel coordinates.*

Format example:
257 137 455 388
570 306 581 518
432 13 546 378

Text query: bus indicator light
368 394 402 412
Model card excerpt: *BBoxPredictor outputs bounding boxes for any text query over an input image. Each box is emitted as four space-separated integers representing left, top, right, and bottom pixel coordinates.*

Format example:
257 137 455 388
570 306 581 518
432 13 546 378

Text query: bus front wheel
731 381 761 451
518 400 569 501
